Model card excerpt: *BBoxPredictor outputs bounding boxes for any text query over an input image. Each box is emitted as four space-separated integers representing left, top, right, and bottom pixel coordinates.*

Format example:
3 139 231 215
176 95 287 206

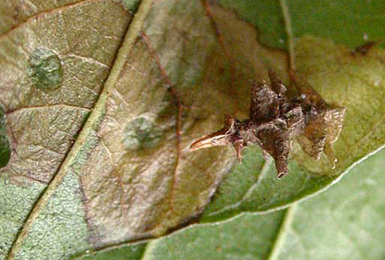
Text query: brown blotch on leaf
350 41 377 56
189 70 346 179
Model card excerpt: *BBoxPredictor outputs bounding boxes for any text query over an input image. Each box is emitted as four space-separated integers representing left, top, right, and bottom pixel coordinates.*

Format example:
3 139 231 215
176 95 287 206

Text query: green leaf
217 0 385 49
1 0 384 259
79 244 146 260
78 147 385 260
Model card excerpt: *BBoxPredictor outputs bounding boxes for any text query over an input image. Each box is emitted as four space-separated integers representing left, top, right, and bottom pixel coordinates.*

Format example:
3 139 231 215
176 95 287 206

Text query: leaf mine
122 117 163 151
28 48 63 90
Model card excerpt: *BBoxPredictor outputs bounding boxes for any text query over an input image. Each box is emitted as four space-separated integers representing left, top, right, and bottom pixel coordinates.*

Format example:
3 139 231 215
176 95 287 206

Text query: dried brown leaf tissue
189 70 346 179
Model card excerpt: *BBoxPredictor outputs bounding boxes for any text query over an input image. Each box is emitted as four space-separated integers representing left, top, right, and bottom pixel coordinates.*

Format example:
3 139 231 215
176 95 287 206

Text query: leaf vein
140 30 182 214
0 0 103 40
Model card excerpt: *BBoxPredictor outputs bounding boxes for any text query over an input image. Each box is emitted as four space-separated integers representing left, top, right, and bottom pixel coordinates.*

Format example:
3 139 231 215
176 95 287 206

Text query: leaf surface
0 0 384 259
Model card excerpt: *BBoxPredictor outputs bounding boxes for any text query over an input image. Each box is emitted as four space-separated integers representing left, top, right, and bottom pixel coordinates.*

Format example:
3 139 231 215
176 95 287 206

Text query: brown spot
350 41 377 56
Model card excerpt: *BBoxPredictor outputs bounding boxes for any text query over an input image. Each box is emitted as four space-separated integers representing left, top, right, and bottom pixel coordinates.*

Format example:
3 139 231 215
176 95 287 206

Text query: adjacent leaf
216 0 286 49
217 0 385 49
79 244 147 260
0 0 134 258
140 210 286 260
275 149 385 260
286 0 385 48
80 147 385 260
